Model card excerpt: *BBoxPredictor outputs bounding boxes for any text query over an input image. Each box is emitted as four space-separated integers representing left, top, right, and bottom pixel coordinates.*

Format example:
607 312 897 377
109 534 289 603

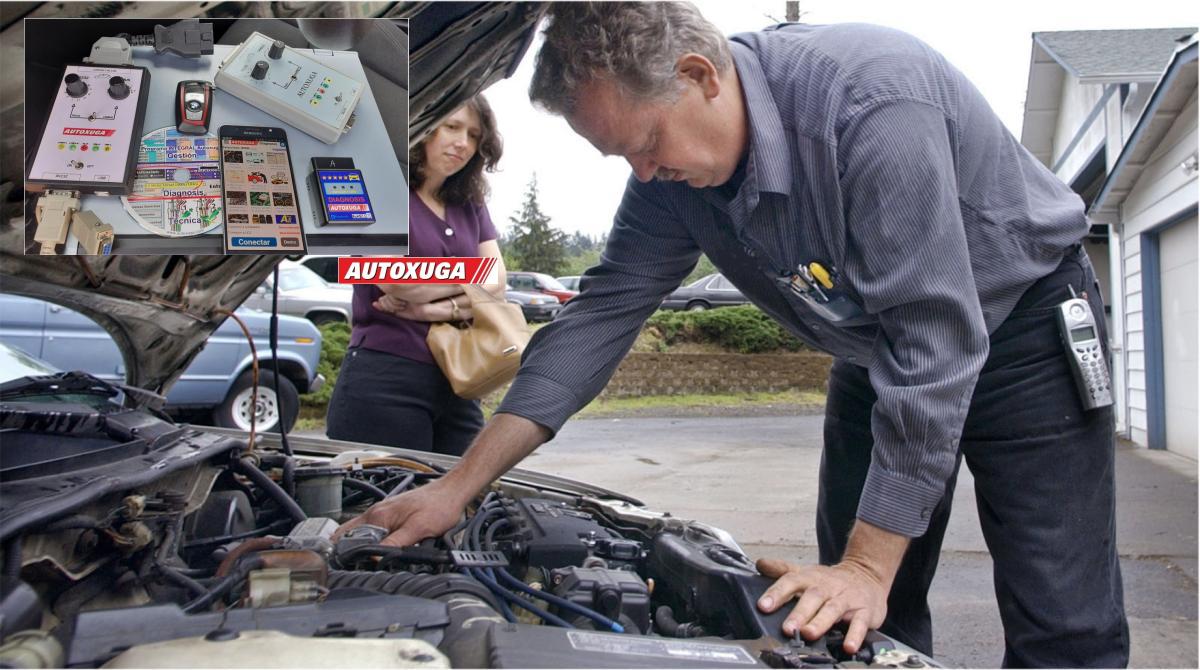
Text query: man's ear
677 53 721 99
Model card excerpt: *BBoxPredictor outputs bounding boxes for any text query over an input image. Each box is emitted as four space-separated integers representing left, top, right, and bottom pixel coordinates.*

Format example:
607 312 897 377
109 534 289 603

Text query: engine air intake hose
328 570 503 668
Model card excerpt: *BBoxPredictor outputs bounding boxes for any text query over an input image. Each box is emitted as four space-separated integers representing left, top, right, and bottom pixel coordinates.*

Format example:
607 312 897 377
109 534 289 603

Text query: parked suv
0 294 323 432
507 271 579 303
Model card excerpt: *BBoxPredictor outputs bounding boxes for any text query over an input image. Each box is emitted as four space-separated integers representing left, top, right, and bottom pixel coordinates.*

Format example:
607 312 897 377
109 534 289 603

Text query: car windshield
688 274 715 288
533 273 568 291
278 265 329 292
0 342 58 383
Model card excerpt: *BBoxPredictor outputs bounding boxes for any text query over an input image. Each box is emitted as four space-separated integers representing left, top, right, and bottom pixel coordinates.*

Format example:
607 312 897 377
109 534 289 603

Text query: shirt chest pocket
779 263 878 328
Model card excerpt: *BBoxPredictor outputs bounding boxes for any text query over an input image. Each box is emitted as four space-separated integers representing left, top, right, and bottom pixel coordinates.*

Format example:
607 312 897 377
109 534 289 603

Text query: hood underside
0 226 280 393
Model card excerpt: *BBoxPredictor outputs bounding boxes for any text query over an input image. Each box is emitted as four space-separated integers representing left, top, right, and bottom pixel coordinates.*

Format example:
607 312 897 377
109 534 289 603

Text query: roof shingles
1035 27 1196 79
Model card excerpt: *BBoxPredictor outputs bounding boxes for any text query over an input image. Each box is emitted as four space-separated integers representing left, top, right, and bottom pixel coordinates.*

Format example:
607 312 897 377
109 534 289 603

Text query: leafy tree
507 174 568 275
683 254 718 285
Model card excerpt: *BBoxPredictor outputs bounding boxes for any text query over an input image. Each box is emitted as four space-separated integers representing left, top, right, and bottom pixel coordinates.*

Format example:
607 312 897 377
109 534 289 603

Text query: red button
81 144 89 151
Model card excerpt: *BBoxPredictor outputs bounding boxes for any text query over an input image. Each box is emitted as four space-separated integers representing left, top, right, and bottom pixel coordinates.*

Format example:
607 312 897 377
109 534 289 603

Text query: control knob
251 60 269 80
64 73 88 98
107 76 130 100
269 40 285 59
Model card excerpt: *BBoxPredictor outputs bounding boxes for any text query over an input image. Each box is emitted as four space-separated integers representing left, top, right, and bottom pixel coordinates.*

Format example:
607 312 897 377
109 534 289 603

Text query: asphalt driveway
523 415 1198 669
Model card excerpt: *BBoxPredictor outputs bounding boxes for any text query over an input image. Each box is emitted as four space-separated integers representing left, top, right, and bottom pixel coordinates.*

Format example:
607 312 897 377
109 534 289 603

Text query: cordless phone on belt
1056 286 1113 410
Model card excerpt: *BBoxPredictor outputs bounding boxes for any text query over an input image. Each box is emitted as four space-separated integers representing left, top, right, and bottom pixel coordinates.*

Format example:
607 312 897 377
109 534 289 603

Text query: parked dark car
661 273 750 311
505 285 561 322
299 255 342 284
508 271 579 303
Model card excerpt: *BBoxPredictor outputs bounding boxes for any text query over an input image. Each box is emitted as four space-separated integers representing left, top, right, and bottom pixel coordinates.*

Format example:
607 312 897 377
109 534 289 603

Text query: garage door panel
1160 217 1198 271
1159 217 1198 459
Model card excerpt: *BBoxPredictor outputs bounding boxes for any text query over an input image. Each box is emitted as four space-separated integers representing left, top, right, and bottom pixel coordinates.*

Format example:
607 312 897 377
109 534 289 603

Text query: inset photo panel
16 13 408 255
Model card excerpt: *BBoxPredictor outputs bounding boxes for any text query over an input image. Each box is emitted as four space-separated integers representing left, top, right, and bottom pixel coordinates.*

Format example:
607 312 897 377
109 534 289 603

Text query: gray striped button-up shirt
497 23 1088 538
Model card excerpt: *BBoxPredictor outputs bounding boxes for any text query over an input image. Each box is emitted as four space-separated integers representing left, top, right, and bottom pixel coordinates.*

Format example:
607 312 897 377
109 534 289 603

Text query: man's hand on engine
335 478 468 547
755 558 889 653
754 520 909 654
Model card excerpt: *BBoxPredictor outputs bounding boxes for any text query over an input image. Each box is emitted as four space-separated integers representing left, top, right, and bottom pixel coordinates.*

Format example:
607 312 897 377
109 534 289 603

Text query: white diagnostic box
215 32 365 144
26 64 151 195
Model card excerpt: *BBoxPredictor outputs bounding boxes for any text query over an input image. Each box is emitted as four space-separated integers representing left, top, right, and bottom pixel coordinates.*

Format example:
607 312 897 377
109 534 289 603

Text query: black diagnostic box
308 156 376 226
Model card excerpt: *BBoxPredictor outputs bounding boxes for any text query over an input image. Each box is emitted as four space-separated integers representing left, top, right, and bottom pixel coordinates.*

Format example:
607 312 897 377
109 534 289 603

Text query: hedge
645 305 805 354
301 304 804 409
301 321 350 407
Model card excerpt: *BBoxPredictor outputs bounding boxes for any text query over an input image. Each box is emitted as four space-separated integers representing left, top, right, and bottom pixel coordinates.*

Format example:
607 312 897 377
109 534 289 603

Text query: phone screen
1070 326 1096 343
220 131 307 253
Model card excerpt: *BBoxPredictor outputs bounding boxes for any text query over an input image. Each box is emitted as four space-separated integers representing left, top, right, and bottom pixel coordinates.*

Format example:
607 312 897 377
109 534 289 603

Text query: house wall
1053 78 1107 181
1118 87 1198 446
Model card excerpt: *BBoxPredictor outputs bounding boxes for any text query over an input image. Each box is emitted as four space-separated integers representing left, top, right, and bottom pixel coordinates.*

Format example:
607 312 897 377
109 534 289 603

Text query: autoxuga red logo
337 257 499 284
63 128 116 136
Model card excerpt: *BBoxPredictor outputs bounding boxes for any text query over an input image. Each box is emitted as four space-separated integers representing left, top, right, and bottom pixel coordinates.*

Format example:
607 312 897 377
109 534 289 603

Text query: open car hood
402 2 548 146
1 2 546 395
0 245 280 394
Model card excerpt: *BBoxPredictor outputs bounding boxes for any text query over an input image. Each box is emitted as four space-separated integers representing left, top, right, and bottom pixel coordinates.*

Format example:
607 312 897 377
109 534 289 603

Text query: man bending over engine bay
340 3 1128 666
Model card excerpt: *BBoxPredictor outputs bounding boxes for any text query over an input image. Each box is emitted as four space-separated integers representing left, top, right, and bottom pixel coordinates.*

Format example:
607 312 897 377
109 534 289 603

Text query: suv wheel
214 370 299 433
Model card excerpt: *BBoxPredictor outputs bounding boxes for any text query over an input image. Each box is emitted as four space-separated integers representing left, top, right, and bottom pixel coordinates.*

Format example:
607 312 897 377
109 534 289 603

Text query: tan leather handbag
427 283 530 399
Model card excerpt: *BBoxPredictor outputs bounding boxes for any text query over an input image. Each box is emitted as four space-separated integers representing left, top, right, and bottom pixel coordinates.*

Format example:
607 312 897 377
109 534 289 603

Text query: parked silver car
242 261 353 326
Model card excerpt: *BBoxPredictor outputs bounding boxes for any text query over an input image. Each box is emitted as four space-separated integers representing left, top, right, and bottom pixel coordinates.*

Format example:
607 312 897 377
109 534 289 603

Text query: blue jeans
326 347 484 456
818 246 1129 667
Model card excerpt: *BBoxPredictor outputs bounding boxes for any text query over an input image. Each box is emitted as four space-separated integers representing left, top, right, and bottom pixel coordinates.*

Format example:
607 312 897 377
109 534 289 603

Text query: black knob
251 60 269 80
268 40 285 59
64 73 88 98
107 76 130 100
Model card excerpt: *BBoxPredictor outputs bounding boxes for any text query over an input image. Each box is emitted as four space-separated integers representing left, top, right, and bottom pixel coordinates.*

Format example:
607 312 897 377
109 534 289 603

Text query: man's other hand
335 478 467 547
755 558 889 654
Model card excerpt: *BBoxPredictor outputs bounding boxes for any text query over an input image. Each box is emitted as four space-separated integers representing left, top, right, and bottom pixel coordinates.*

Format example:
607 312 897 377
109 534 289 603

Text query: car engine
0 373 938 668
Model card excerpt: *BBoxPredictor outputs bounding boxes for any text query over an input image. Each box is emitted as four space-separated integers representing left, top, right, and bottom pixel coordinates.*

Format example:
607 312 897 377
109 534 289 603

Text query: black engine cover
504 498 620 570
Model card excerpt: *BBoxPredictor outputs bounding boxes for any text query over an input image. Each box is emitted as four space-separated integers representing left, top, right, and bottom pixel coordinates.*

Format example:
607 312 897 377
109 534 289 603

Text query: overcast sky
481 0 1197 239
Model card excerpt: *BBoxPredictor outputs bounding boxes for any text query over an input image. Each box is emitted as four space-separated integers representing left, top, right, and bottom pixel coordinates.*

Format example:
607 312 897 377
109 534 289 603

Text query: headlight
530 297 546 304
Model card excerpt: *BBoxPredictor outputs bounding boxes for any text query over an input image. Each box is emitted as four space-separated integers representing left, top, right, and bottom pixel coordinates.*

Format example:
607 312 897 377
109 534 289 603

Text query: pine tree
507 174 568 275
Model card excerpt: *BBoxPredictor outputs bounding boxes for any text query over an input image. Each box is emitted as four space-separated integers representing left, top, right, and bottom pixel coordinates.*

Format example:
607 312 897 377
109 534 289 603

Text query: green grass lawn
295 388 825 433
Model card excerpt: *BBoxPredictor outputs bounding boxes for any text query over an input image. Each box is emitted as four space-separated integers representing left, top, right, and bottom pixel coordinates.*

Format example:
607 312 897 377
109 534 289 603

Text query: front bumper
522 303 561 321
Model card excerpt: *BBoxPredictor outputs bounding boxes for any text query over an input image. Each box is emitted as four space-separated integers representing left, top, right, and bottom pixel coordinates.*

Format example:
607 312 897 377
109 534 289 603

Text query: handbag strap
458 282 502 304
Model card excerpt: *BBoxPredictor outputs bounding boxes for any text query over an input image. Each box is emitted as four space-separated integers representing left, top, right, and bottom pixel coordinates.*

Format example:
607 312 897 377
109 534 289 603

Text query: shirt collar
729 38 793 199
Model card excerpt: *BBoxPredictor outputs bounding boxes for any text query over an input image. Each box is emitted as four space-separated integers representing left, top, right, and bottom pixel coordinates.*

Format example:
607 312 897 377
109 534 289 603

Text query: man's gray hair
529 1 732 116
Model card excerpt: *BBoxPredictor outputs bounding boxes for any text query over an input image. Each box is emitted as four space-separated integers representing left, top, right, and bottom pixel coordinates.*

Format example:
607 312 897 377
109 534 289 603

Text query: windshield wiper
0 371 121 400
0 371 166 413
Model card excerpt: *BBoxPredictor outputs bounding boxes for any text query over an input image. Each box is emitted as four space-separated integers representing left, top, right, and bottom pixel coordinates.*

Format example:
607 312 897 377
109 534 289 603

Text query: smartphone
218 125 307 254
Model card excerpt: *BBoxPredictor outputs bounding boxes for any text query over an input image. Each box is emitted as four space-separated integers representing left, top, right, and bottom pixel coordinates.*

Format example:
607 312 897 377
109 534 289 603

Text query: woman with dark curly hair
326 95 507 454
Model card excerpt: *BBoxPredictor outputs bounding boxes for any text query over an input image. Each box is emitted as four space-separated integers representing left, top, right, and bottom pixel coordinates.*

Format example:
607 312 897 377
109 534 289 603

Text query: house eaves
1020 27 1195 168
1090 39 1198 217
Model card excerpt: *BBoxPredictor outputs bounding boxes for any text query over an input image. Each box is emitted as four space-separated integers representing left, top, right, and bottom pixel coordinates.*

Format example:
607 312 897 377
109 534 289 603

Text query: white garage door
1159 216 1198 459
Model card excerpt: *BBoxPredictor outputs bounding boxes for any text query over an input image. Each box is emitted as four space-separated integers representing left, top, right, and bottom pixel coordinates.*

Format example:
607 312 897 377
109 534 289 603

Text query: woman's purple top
349 189 498 365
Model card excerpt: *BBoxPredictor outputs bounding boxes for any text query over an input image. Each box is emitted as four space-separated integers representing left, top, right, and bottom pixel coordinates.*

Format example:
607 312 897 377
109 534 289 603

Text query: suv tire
214 370 299 433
